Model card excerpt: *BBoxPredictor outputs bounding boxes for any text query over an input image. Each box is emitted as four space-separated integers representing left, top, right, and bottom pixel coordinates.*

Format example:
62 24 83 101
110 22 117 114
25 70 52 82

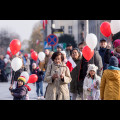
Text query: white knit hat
87 64 98 75
61 51 66 56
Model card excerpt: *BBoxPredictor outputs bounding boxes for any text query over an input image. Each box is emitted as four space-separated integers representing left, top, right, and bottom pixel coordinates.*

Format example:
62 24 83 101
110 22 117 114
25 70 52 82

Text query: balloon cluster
9 39 46 84
82 20 120 62
100 20 120 37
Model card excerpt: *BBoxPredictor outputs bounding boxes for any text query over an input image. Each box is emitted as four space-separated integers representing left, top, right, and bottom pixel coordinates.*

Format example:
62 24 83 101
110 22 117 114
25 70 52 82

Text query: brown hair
51 52 64 62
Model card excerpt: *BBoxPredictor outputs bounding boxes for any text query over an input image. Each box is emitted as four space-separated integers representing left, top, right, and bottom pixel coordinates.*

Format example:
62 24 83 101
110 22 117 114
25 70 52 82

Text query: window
60 26 65 32
68 26 72 34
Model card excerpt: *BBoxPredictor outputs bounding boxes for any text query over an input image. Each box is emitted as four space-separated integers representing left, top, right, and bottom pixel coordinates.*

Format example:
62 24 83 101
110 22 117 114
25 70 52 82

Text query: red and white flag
66 56 77 72
42 20 48 30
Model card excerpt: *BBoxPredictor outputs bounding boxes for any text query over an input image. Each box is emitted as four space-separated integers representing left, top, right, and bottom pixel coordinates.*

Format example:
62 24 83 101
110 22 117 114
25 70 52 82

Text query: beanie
18 76 26 85
87 64 98 75
113 39 120 48
109 56 119 67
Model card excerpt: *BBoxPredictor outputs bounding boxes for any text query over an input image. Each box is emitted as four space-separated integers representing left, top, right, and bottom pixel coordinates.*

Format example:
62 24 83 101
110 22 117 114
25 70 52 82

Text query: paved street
0 81 48 100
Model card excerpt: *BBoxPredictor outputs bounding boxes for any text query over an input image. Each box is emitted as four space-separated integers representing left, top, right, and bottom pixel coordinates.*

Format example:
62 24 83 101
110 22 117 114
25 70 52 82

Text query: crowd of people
0 37 120 100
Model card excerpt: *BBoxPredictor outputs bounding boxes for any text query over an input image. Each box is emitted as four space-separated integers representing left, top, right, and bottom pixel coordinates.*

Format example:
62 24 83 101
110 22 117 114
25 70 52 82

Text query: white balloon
4 58 8 64
28 54 31 58
5 54 10 59
7 47 11 52
11 57 22 72
20 71 29 82
111 20 120 34
38 52 45 61
86 33 98 50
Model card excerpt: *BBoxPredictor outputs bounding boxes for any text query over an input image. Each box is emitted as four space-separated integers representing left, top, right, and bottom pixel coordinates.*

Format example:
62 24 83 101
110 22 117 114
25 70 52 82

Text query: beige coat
44 62 72 100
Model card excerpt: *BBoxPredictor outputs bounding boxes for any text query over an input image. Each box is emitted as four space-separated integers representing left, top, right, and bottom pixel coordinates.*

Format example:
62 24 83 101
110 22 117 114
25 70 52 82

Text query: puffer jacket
10 85 28 100
100 68 120 100
44 62 72 100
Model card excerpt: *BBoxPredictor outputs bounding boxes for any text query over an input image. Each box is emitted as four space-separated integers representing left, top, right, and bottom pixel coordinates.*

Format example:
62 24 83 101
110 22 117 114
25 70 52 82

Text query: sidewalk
0 81 48 100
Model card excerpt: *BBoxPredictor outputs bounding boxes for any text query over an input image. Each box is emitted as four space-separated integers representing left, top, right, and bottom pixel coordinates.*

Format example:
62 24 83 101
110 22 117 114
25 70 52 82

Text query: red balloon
100 22 112 37
7 50 10 55
30 49 34 53
10 39 21 55
27 74 38 84
82 46 94 61
31 51 38 61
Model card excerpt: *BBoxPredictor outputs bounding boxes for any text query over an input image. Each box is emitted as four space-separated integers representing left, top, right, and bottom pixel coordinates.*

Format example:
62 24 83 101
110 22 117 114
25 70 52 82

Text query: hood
104 70 120 81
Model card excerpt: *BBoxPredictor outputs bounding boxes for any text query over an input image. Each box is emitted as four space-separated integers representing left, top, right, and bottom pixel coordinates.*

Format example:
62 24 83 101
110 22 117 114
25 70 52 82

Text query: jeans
36 81 43 97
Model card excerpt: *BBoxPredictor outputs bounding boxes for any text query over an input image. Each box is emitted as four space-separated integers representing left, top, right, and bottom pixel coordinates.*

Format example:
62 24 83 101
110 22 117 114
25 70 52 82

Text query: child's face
116 45 120 53
32 65 36 69
89 70 95 76
18 80 24 86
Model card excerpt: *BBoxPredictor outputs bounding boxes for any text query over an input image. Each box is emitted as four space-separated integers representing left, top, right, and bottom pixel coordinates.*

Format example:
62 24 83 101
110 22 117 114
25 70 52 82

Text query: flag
42 20 48 30
66 56 77 72
36 40 40 45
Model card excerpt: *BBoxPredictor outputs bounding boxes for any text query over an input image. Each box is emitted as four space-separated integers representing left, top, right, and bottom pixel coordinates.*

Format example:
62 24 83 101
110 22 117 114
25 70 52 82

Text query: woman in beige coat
44 52 72 100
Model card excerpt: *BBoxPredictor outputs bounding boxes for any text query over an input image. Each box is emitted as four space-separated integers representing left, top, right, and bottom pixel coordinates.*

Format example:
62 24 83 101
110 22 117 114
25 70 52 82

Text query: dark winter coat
32 68 44 82
0 59 5 70
70 57 82 94
99 47 109 70
104 49 120 68
10 85 28 100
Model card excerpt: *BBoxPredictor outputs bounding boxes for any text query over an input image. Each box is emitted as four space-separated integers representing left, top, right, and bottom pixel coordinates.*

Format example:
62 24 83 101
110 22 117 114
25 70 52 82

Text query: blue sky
0 20 40 41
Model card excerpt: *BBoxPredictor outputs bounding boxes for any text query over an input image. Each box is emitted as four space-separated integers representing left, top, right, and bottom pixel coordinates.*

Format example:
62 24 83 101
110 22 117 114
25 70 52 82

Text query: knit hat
24 53 28 57
109 56 118 67
87 64 98 75
57 44 63 50
61 51 66 56
113 39 120 48
18 76 26 85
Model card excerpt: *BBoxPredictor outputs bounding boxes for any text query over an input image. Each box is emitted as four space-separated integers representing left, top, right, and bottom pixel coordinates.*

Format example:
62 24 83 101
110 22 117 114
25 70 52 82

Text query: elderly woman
44 52 72 100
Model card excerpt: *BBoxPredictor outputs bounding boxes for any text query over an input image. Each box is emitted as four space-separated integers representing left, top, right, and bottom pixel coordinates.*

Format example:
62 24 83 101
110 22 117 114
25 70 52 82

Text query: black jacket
32 68 44 82
9 85 28 100
104 49 120 68
99 47 109 70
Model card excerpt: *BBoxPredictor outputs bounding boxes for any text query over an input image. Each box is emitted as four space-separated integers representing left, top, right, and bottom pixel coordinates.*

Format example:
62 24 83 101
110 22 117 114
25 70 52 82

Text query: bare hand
52 74 59 80
87 88 91 92
60 73 64 79
107 43 111 49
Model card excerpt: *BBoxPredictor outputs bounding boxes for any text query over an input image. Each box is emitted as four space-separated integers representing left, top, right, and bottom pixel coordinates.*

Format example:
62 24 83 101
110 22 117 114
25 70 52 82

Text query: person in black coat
0 55 6 82
9 76 28 100
98 38 109 71
32 63 44 100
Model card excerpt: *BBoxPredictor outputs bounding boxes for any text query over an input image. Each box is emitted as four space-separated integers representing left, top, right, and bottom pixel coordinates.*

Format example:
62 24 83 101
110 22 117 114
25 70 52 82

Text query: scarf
108 66 120 70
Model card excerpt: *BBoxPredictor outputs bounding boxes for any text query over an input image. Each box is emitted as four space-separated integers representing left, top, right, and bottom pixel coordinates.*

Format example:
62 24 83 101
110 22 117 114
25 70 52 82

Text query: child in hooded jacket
9 76 28 100
83 64 101 100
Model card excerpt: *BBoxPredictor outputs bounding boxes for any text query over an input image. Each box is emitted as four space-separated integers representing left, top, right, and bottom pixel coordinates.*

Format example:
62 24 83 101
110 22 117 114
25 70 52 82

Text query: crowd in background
1 37 120 100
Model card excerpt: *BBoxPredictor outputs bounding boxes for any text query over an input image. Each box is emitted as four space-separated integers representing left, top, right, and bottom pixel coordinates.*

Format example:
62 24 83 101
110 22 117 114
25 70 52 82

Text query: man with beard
98 38 108 71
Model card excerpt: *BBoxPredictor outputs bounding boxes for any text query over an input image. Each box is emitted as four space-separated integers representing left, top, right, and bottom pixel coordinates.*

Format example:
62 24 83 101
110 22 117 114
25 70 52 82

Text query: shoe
40 96 45 100
37 97 41 100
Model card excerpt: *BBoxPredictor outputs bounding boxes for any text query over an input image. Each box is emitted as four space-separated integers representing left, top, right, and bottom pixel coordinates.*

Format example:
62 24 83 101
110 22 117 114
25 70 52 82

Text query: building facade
46 20 111 49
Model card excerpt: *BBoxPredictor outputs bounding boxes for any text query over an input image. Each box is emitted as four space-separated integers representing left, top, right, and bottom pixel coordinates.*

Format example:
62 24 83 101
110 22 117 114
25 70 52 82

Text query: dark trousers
36 81 43 97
